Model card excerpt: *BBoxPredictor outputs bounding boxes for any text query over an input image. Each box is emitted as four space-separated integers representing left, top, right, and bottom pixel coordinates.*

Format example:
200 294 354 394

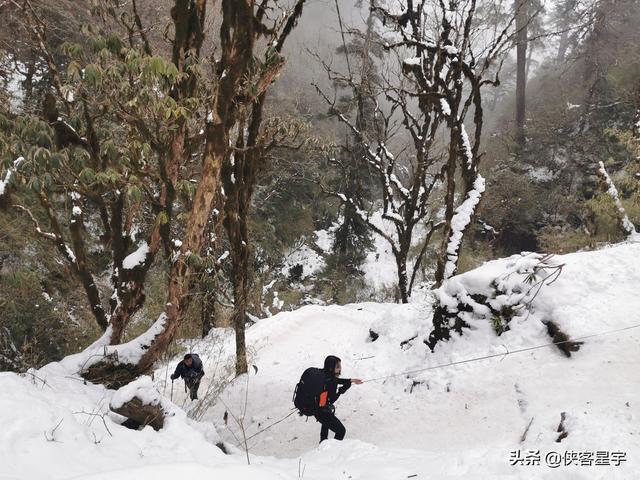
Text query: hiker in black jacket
171 353 204 400
316 355 362 442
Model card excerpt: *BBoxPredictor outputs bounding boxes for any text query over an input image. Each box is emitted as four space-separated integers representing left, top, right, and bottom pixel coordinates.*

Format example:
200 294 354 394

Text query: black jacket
171 354 204 380
323 355 352 405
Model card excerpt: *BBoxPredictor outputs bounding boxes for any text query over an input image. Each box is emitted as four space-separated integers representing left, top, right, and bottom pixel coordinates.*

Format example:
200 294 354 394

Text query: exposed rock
556 411 569 442
368 329 379 342
545 320 583 357
111 397 166 431
109 376 168 430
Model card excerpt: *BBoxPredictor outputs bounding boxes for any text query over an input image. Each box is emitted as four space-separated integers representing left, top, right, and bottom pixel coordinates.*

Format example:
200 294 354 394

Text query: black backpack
190 353 203 373
293 367 327 416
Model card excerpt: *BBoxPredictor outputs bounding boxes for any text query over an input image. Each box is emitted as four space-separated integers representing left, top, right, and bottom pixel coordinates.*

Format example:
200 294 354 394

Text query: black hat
323 355 341 374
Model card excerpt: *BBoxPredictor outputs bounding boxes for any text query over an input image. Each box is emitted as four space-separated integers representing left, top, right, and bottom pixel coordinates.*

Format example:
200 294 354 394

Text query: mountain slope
0 242 638 479
200 241 640 476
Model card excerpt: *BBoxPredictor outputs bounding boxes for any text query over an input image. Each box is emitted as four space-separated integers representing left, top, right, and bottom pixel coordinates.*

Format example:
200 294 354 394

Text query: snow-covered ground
1 242 639 479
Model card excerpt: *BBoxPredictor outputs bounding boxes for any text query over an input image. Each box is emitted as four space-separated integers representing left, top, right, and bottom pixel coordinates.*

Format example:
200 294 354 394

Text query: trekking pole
170 379 174 401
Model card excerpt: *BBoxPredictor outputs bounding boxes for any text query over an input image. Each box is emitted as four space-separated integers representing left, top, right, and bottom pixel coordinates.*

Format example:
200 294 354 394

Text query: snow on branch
597 161 639 240
440 99 451 117
315 84 410 213
64 312 169 375
388 173 410 199
460 124 474 169
403 57 422 66
122 241 150 270
13 204 57 241
443 175 486 280
0 157 24 198
382 210 404 224
0 169 12 197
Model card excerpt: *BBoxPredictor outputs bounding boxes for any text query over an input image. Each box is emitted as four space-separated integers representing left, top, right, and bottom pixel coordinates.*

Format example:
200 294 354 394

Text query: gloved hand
170 373 178 381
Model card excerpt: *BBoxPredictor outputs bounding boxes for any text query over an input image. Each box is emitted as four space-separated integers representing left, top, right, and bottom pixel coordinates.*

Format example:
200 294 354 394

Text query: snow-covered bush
427 252 565 349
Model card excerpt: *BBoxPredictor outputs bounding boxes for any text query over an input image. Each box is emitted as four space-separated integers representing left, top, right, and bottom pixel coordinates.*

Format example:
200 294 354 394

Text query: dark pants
184 373 203 400
315 409 346 442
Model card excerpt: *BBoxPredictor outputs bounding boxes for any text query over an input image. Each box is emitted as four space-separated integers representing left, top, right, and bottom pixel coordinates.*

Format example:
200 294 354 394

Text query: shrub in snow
427 253 567 351
288 263 303 283
0 270 87 371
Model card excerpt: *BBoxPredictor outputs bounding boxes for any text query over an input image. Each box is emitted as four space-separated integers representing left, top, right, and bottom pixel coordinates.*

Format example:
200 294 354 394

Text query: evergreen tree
327 3 383 274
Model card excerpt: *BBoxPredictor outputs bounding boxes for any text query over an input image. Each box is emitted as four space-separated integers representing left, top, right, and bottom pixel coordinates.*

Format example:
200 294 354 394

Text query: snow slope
1 242 639 479
183 241 640 477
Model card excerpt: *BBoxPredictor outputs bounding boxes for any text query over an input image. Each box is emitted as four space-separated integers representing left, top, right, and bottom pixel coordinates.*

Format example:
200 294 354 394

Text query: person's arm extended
338 377 363 392
170 362 183 380
337 378 352 394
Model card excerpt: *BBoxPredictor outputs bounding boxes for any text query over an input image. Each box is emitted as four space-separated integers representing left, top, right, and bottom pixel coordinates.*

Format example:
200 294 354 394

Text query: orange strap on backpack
318 390 328 407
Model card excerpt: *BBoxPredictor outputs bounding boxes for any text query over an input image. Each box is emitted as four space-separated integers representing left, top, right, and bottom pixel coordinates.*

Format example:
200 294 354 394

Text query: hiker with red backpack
293 355 363 442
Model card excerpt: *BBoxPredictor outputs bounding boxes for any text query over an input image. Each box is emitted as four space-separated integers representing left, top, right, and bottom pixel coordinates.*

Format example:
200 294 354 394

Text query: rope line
234 322 640 444
239 409 298 446
362 322 640 383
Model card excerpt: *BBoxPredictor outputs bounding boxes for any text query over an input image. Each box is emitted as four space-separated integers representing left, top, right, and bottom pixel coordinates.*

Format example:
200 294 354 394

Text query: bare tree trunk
515 0 528 147
9 0 313 387
220 1 307 375
138 0 306 378
435 130 459 286
580 0 610 131
138 0 264 370
231 244 249 375
556 29 569 64
135 119 228 374
223 129 252 376
22 55 36 100
395 246 409 303
201 290 215 338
